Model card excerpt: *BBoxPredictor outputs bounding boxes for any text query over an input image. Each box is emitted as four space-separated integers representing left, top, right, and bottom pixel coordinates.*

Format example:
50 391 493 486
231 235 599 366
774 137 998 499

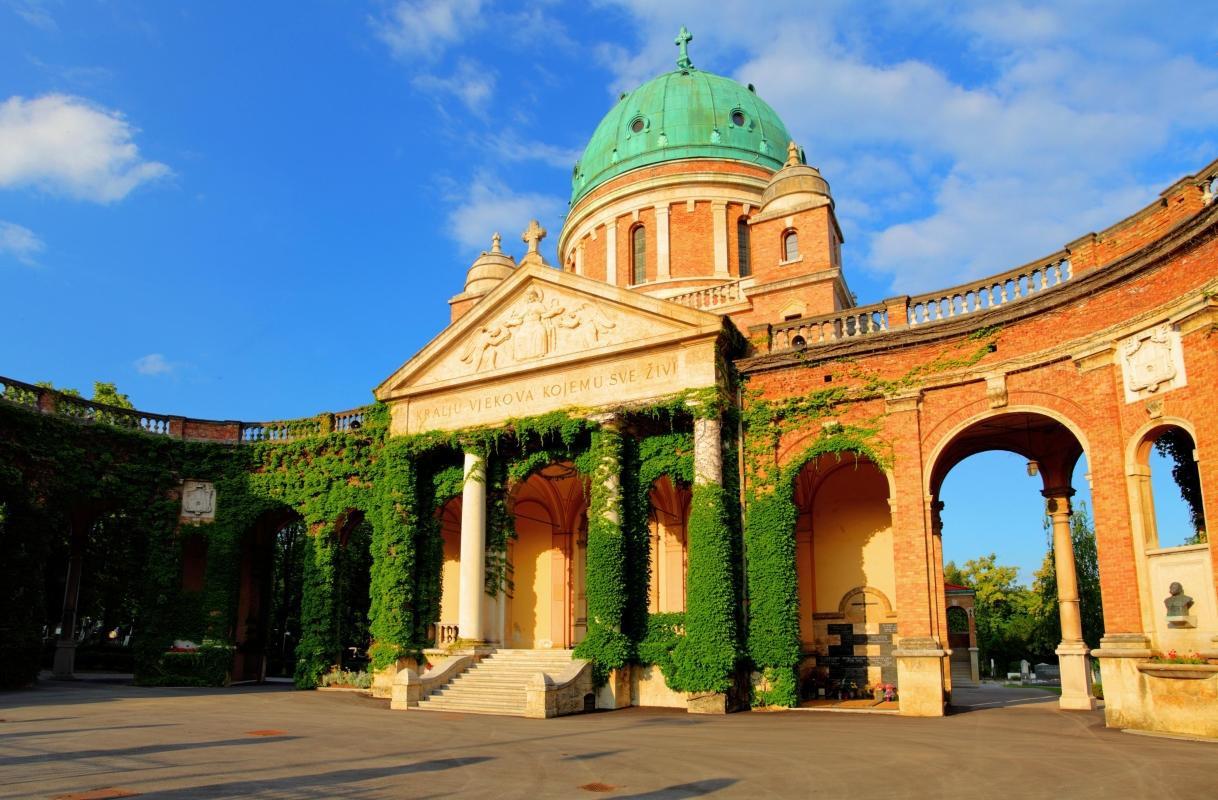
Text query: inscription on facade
403 341 714 434
825 622 897 685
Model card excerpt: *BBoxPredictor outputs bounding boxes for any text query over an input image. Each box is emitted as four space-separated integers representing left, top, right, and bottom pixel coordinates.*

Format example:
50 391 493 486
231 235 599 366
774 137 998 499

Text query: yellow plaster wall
811 464 896 613
438 512 461 624
507 507 553 648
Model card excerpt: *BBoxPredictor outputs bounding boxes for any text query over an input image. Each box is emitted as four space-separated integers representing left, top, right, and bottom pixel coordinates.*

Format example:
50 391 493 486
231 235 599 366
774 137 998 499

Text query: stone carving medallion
1119 323 1186 403
458 286 617 373
180 479 216 523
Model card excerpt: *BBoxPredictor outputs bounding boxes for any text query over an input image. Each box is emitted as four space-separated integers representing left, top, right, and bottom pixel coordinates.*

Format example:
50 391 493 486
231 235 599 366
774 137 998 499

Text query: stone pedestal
1056 643 1097 710
686 692 730 715
894 638 946 717
596 666 632 710
51 640 77 680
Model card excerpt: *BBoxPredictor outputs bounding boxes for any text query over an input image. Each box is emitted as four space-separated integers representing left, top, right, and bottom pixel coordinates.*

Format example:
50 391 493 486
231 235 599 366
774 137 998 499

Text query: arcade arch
232 509 304 683
791 453 897 698
928 409 1097 710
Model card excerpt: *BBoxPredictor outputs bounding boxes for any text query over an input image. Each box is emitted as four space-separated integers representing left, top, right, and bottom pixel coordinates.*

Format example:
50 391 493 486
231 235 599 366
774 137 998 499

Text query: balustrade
772 303 889 351
667 280 744 310
429 622 460 647
908 256 1071 326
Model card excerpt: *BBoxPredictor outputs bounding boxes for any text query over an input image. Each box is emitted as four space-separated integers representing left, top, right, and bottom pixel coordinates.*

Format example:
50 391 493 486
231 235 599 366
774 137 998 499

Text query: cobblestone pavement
1 680 1214 799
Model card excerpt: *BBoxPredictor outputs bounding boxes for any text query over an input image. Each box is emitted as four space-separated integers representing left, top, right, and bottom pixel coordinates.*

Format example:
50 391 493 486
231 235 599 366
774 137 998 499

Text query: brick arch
923 404 1092 500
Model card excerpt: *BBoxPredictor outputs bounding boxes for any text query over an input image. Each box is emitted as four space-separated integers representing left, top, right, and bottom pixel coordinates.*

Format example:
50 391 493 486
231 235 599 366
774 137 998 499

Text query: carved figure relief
180 480 216 523
1120 323 1186 403
461 286 617 372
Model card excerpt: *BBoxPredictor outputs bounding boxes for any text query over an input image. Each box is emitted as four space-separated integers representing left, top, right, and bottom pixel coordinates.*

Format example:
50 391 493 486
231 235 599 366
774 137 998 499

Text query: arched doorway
792 453 898 701
929 409 1098 710
505 463 587 649
232 510 303 683
648 476 690 613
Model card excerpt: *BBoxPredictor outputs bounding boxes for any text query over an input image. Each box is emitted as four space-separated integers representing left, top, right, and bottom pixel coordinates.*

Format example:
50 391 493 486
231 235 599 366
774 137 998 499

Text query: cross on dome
522 219 547 253
675 26 694 70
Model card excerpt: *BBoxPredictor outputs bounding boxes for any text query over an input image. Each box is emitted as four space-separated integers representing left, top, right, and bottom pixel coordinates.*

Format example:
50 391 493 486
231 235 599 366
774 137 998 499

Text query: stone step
421 696 525 709
433 684 527 697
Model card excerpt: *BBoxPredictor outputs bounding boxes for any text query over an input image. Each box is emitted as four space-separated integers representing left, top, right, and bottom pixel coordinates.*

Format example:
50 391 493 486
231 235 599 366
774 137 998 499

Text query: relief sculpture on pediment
459 286 617 373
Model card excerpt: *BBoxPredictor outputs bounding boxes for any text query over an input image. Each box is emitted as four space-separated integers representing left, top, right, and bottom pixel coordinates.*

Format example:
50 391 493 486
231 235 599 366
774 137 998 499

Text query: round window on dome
630 116 646 134
731 109 747 127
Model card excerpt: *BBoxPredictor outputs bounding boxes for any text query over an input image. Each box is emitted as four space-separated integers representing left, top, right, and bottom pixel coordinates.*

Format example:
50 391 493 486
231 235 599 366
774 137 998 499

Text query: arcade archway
929 409 1098 710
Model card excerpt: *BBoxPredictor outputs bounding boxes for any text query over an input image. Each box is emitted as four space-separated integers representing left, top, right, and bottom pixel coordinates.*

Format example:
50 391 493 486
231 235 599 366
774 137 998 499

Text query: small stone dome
760 141 832 213
464 233 516 295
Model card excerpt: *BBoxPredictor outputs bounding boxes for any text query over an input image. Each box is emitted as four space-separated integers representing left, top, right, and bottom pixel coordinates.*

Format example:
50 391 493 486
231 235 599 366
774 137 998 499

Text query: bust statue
1164 582 1194 623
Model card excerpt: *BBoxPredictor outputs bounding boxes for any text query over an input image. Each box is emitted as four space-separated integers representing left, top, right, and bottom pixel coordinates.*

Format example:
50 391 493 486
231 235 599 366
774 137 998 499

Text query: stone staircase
418 649 576 716
951 660 978 688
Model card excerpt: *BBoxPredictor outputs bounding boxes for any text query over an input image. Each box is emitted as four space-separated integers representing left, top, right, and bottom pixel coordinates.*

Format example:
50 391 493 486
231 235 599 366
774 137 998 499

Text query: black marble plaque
824 622 897 686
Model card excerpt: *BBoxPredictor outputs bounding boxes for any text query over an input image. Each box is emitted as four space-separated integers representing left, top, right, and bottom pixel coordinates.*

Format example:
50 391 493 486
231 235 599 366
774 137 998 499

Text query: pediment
376 263 723 401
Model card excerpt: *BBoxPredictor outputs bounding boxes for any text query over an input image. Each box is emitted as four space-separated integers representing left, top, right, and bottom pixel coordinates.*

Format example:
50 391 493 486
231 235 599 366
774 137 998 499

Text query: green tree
92 382 133 409
1030 501 1104 651
947 554 1038 675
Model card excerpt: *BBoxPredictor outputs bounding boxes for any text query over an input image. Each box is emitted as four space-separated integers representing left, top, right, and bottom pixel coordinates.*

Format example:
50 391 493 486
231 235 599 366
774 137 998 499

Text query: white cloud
8 0 57 31
134 353 173 376
445 173 566 254
0 220 44 266
486 133 581 170
374 0 484 61
0 94 170 203
413 59 496 114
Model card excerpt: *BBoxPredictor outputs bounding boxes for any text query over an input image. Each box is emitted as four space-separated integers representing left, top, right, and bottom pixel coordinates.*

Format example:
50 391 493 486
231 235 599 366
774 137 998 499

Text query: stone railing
240 407 369 443
1 374 176 436
908 255 1071 326
427 622 460 648
667 280 745 310
771 302 889 350
1 373 372 445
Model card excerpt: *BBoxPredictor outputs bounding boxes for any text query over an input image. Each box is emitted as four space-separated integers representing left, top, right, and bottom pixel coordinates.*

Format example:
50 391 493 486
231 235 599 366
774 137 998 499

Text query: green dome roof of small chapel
570 27 793 205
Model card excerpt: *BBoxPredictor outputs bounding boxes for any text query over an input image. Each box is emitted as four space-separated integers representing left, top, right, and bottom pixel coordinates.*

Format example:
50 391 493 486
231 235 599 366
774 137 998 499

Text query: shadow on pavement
614 778 737 798
142 756 495 798
0 734 301 767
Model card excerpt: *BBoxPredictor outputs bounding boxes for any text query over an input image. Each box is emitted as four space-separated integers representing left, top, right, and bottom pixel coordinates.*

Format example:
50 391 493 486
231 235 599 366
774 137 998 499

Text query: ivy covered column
458 450 487 643
575 416 630 684
675 411 740 712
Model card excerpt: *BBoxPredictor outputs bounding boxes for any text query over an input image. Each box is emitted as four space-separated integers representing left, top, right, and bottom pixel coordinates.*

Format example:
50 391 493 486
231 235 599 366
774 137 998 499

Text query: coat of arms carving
180 480 216 523
1119 323 1186 403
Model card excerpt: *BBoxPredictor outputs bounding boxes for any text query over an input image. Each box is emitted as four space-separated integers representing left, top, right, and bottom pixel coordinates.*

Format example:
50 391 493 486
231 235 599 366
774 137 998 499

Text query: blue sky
1 1 1212 581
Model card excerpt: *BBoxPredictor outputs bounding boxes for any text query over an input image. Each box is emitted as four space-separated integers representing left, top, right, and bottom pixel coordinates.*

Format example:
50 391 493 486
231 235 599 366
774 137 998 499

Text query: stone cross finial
786 140 800 167
675 26 694 70
522 219 547 254
491 232 502 253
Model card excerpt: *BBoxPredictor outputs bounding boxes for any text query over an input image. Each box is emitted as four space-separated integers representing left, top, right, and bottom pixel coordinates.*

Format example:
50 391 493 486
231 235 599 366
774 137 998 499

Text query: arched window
737 217 751 277
783 230 799 262
631 225 646 284
1138 426 1207 547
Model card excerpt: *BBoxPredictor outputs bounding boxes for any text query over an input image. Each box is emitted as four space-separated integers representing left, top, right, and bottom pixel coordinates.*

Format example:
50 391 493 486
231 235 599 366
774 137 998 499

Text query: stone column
1045 489 1097 710
929 499 950 694
458 450 487 643
655 203 671 281
52 534 84 679
711 201 729 278
693 415 722 486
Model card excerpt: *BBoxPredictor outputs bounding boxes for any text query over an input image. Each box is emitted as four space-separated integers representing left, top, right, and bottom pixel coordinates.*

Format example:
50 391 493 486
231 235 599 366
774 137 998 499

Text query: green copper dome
570 28 792 205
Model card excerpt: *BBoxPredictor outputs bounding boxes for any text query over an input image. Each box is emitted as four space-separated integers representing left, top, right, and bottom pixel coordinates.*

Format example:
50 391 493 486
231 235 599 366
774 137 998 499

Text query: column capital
589 411 622 431
1041 486 1074 516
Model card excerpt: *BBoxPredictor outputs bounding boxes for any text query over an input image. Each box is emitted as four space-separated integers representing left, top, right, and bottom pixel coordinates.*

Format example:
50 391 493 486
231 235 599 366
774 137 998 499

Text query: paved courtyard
1 680 1214 799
